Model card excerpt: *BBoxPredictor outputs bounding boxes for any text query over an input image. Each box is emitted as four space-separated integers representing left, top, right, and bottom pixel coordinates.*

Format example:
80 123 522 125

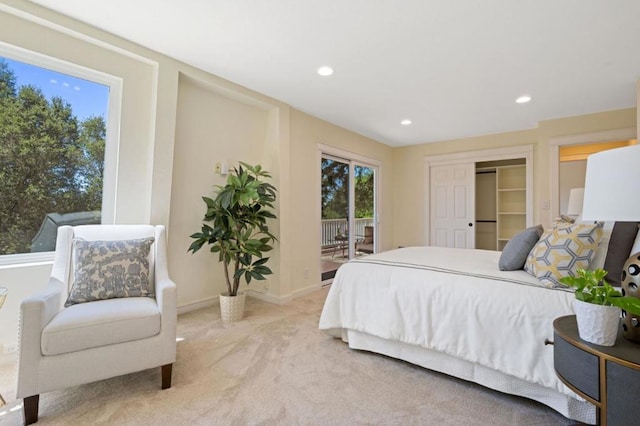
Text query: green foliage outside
321 159 374 220
0 59 106 255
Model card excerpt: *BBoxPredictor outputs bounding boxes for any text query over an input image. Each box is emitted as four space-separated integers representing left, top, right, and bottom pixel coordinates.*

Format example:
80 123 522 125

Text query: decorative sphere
621 253 640 343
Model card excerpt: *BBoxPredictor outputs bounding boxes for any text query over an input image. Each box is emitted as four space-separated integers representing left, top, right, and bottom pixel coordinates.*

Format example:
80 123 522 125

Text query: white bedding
319 246 589 417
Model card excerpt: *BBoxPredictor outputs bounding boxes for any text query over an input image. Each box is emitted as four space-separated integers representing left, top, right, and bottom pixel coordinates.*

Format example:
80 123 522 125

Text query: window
0 46 120 263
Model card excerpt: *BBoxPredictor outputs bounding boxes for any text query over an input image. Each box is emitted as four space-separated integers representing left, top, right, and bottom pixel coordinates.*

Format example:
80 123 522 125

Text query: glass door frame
319 145 380 264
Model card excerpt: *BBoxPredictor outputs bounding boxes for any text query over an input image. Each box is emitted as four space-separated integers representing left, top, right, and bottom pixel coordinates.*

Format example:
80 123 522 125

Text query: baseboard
178 283 324 312
177 297 217 315
290 283 324 300
247 283 323 305
246 290 287 304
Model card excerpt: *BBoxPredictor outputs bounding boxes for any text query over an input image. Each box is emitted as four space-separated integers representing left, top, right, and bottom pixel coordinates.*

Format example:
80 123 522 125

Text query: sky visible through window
3 56 109 120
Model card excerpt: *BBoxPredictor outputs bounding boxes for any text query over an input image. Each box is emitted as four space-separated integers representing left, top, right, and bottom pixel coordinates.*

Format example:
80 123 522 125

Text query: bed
318 246 596 424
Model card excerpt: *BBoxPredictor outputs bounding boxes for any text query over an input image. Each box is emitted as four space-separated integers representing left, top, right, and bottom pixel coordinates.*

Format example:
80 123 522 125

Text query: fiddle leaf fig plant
188 162 277 297
560 268 640 315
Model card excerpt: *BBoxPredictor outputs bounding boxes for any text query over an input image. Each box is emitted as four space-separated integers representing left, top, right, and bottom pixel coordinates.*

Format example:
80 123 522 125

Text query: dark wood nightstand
553 315 640 426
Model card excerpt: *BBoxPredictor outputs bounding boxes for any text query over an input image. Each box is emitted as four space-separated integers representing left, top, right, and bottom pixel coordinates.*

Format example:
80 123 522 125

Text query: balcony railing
321 218 374 248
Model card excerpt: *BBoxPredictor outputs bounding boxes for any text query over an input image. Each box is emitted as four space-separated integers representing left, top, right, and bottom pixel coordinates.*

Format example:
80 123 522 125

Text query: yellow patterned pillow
524 222 604 288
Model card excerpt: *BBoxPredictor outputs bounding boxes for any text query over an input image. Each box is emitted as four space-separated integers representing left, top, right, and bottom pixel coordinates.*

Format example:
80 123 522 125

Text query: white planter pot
573 299 621 346
219 292 246 322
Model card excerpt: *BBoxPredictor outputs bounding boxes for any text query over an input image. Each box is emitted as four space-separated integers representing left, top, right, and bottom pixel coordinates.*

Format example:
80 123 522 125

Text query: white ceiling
27 0 640 147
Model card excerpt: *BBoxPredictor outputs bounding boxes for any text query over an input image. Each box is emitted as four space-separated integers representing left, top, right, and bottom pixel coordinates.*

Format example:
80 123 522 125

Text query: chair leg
161 363 173 389
23 394 39 425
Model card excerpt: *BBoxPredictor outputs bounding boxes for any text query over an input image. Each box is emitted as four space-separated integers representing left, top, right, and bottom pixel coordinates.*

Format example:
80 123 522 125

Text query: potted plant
188 162 277 322
560 268 640 346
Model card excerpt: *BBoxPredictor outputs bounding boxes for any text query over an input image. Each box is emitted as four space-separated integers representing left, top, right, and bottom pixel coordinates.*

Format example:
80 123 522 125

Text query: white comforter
319 246 576 395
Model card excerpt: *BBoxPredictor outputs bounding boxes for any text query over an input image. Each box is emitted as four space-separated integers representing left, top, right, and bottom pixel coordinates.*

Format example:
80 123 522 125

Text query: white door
430 163 475 248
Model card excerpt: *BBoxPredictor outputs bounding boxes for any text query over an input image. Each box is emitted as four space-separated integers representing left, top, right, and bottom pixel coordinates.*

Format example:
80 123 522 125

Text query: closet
475 159 526 251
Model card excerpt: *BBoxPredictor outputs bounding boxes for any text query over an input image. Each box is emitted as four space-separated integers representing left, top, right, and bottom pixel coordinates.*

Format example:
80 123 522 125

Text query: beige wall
0 1 637 350
0 2 163 348
0 1 391 347
392 108 637 248
288 109 394 292
169 75 269 306
392 129 537 247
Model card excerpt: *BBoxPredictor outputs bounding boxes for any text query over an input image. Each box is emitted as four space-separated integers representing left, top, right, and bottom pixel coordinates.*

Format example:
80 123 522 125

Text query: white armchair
16 225 177 424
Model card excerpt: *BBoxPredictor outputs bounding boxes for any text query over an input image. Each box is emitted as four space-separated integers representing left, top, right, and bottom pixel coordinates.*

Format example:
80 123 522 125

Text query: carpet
0 287 575 425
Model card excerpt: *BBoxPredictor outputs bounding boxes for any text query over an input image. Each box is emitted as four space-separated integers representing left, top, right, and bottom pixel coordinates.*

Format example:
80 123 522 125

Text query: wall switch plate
215 163 221 174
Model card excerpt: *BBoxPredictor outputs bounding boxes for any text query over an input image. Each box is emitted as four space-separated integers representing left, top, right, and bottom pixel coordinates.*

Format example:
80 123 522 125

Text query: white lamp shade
566 187 585 216
582 144 640 221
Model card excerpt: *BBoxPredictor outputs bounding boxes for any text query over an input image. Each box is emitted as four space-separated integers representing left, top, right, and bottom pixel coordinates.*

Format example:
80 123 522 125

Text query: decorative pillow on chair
498 225 544 271
524 222 603 288
65 237 155 307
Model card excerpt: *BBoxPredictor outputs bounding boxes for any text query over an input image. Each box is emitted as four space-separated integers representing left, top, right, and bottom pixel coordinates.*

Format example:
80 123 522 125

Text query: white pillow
590 221 615 271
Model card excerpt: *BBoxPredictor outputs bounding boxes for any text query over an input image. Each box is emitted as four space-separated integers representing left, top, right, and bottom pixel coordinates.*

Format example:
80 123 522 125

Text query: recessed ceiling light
401 119 412 126
516 95 532 104
317 66 334 76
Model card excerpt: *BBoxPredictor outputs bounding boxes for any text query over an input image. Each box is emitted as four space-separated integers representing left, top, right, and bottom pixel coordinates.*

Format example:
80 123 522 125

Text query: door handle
468 223 473 227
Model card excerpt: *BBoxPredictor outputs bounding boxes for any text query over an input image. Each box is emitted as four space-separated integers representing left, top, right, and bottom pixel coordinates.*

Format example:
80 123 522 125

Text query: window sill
0 252 55 269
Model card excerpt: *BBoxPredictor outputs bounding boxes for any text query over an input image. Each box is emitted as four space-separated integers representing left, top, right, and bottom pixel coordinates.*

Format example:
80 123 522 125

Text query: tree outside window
0 57 108 255
321 159 374 220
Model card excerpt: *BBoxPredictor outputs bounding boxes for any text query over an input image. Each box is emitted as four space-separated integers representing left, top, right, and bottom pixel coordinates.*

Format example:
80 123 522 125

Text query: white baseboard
247 283 323 305
246 290 287 304
178 283 324 313
290 283 324 299
177 297 217 315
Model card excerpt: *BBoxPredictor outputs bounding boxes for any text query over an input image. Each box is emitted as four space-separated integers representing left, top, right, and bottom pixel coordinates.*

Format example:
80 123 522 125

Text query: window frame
0 42 122 266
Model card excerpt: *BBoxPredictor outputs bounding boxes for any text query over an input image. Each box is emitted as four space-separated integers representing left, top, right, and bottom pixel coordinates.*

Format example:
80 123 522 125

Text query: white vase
219 292 246 322
573 299 621 346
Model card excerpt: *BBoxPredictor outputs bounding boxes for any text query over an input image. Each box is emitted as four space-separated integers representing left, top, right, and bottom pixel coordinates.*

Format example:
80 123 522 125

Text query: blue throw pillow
499 225 544 271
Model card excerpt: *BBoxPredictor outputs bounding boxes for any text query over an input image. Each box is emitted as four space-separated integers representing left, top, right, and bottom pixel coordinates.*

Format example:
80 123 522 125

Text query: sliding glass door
320 154 376 281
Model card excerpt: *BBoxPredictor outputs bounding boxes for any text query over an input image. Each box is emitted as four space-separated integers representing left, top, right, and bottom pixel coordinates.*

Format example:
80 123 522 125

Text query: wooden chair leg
23 394 39 425
161 363 173 389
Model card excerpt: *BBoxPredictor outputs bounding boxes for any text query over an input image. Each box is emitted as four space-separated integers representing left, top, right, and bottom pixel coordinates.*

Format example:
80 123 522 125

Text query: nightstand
553 315 640 426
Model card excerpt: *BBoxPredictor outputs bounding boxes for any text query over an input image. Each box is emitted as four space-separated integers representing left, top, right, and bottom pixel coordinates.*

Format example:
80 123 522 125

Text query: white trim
0 257 52 270
248 283 322 305
423 145 534 246
317 144 383 167
0 3 157 66
247 289 290 305
177 296 217 315
0 43 122 265
548 128 636 219
177 284 324 315
290 283 324 300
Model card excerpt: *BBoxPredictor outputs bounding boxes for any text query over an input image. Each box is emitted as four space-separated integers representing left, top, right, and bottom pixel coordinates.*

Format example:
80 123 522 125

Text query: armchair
16 225 177 424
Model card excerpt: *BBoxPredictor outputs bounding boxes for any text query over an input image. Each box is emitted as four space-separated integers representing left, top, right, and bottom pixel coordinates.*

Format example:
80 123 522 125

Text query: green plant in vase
188 163 277 320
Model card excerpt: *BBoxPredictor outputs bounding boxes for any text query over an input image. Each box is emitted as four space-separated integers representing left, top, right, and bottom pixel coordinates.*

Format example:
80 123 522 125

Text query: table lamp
566 187 585 219
582 144 640 343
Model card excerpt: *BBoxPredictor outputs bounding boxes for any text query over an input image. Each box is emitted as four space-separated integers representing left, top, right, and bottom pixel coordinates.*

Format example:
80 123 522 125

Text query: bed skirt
335 328 595 425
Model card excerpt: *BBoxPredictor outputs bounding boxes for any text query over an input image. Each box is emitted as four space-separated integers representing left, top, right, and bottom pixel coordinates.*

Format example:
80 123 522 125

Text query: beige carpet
0 287 575 425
